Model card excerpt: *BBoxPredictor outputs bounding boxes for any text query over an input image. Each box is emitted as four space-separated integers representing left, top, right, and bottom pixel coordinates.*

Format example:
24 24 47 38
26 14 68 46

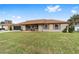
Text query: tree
68 14 79 26
68 26 74 33
10 26 12 30
67 14 79 32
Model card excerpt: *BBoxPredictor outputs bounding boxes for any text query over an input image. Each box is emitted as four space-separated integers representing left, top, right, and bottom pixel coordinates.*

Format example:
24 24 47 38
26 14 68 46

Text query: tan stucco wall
38 25 49 32
11 23 68 32
60 24 68 32
49 24 68 32
38 24 68 32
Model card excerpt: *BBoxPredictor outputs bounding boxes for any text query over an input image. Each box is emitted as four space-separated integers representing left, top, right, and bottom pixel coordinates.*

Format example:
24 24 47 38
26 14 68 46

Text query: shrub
68 26 74 33
62 26 67 33
10 26 12 30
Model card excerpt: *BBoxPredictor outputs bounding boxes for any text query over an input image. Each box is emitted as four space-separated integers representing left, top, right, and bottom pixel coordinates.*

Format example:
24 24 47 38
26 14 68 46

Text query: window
43 24 48 29
54 24 61 30
14 26 21 30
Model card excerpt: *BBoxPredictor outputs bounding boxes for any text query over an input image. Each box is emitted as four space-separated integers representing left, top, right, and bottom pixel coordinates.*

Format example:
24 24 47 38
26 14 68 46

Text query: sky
0 4 79 23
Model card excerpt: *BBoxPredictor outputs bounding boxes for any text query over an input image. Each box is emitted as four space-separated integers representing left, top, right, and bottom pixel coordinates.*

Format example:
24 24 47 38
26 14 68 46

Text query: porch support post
21 26 26 31
38 25 43 32
12 26 14 30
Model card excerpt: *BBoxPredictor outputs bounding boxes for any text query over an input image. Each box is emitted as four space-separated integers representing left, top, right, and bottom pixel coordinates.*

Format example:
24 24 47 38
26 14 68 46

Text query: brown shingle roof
17 19 68 25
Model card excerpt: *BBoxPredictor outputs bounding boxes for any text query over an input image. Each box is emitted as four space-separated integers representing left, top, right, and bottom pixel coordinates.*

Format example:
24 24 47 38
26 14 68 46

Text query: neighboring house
74 23 79 31
74 19 79 32
0 20 12 30
12 19 68 32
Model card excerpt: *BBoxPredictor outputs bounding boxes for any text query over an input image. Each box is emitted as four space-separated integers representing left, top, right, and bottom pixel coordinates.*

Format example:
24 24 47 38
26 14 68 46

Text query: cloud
12 16 16 18
71 10 77 14
71 6 79 14
12 16 22 19
17 16 22 19
45 5 62 12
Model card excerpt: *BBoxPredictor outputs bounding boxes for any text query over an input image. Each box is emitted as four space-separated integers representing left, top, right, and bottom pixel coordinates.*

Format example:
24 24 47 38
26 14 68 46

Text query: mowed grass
0 32 79 54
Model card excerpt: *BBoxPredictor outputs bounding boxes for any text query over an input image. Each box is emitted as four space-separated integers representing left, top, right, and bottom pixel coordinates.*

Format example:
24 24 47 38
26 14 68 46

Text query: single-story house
12 19 68 32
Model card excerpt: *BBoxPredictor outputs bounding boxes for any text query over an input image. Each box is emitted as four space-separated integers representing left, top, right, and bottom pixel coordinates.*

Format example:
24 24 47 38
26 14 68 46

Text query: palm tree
68 14 79 26
62 14 79 33
67 14 79 32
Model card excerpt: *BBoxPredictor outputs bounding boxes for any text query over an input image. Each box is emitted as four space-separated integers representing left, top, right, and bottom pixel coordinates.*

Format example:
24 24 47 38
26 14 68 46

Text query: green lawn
0 32 79 54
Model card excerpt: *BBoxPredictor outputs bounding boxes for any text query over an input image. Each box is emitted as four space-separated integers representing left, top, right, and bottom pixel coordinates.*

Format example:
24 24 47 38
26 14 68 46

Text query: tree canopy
68 14 79 26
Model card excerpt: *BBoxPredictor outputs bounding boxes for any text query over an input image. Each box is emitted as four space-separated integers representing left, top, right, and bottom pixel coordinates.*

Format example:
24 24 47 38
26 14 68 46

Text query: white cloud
12 16 16 18
71 10 77 14
71 6 79 14
12 16 22 19
45 5 62 12
17 16 22 19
